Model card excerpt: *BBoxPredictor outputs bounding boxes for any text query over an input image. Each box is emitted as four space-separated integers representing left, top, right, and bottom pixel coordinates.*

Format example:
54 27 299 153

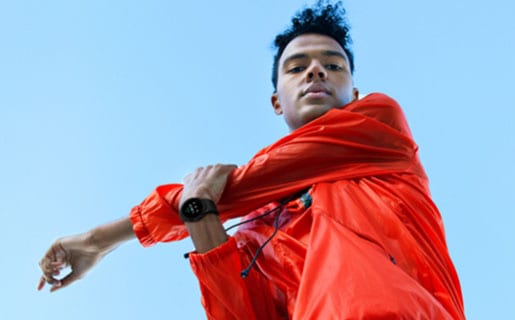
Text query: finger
213 163 237 169
40 254 63 272
51 261 67 270
37 276 46 291
182 172 193 184
50 245 62 268
50 271 80 292
40 272 59 286
216 164 238 175
39 257 62 285
38 273 60 291
207 165 238 202
221 163 238 170
39 241 64 273
49 280 62 293
53 241 69 263
51 261 65 268
39 259 55 279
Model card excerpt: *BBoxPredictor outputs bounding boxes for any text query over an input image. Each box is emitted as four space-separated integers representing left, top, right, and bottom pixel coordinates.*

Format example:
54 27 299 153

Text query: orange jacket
129 93 465 319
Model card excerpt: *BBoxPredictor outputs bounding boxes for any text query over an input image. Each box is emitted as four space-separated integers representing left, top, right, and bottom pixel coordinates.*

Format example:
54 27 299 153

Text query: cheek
278 81 295 97
335 80 354 102
277 85 297 109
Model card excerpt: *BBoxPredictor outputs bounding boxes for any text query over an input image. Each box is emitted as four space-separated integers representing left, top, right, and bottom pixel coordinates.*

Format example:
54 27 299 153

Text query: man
38 2 465 319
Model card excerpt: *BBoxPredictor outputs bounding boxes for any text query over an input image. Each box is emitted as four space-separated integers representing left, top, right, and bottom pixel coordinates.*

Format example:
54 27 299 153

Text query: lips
302 83 331 97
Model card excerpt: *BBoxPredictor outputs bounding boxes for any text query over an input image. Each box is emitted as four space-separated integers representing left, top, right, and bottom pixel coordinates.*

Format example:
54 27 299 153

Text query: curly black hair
271 0 354 91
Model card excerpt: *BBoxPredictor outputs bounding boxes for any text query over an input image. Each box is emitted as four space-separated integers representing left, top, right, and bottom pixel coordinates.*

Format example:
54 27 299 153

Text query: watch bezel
179 198 219 222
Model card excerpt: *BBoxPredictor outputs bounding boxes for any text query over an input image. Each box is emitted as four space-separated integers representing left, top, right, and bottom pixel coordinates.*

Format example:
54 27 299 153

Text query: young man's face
271 34 359 131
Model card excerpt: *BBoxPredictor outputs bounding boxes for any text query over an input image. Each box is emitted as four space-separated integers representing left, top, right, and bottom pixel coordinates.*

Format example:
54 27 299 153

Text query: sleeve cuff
129 204 156 247
189 236 240 271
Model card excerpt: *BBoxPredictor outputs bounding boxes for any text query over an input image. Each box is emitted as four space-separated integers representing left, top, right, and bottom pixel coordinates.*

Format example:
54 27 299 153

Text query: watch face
180 198 218 222
183 199 203 219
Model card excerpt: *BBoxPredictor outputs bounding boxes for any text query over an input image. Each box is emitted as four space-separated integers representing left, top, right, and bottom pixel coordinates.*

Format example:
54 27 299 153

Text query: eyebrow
282 50 347 67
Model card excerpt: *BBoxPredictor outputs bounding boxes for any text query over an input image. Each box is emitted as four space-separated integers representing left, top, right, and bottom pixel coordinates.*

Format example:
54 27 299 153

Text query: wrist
86 228 116 254
184 214 228 253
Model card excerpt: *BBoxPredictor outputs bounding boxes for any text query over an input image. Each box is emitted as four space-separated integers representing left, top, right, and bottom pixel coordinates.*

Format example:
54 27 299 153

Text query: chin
296 107 331 127
304 104 333 118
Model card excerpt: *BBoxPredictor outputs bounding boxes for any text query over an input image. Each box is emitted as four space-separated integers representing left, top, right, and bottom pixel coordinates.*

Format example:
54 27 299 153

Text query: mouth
301 84 331 98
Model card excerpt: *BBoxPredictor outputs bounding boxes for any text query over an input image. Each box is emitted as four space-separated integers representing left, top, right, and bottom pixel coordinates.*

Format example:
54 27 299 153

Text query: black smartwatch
179 198 219 222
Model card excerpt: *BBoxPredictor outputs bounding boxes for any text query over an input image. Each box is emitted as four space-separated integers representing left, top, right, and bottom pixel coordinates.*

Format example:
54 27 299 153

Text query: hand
37 218 135 292
37 232 106 292
180 164 236 253
180 164 238 206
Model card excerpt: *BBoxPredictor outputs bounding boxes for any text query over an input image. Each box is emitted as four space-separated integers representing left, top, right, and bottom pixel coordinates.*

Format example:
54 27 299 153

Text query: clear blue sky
1 1 513 319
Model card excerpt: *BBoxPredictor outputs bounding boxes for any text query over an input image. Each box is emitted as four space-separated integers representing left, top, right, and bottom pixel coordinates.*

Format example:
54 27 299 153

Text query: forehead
279 34 348 65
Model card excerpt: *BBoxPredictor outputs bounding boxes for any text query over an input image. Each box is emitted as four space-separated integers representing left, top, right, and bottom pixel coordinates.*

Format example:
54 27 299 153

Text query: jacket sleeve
188 237 286 320
130 93 420 246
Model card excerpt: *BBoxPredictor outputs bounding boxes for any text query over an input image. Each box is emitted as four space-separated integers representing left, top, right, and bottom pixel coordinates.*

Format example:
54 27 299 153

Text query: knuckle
39 261 52 273
221 164 235 173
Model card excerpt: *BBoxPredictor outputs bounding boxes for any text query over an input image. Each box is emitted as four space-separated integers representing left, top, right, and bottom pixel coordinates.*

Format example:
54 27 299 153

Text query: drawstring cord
182 202 284 260
224 202 284 233
240 207 283 278
184 190 312 280
238 190 311 279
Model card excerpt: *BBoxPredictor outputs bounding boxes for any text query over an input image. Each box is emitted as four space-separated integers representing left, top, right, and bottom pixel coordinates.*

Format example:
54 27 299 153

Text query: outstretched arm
38 217 135 292
37 163 236 291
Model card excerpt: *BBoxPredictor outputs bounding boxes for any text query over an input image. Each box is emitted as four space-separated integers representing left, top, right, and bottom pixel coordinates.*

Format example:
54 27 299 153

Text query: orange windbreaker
129 93 465 319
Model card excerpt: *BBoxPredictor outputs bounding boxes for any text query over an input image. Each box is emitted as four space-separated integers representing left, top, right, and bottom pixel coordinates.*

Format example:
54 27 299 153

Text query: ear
352 87 360 101
271 93 283 115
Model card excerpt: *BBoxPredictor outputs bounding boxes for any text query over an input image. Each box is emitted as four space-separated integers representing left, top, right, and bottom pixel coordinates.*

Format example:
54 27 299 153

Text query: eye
326 64 343 71
287 66 306 73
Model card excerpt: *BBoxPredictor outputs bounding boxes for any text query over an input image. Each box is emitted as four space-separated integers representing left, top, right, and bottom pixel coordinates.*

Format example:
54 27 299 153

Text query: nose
306 61 326 81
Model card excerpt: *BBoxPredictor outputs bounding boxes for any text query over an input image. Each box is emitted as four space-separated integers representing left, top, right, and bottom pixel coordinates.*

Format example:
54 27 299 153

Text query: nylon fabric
129 93 465 319
130 93 418 244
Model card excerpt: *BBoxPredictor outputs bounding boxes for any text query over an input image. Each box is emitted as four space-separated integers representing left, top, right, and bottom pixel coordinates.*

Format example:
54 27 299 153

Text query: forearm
88 216 136 254
184 214 228 253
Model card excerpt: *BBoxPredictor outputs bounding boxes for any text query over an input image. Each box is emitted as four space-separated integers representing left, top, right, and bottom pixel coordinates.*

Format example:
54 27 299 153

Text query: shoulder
345 93 413 137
